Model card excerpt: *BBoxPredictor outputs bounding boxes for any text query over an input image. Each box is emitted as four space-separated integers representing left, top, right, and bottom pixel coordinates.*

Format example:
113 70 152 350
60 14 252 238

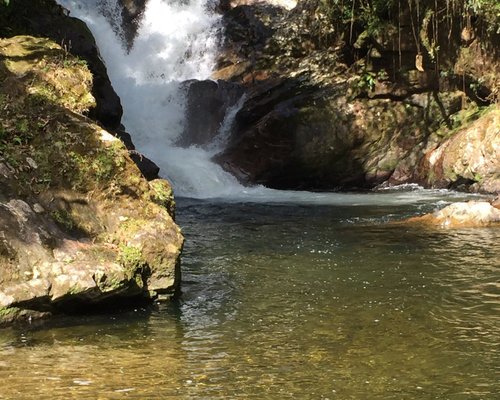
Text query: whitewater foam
56 0 478 206
58 0 240 198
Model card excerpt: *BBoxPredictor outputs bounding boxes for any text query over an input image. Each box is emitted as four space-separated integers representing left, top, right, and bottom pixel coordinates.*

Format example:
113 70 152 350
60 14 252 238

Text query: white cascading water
58 0 246 199
57 0 474 205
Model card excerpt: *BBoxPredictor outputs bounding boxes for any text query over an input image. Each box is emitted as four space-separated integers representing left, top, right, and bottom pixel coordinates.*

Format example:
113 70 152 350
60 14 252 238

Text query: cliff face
180 0 499 193
0 32 183 323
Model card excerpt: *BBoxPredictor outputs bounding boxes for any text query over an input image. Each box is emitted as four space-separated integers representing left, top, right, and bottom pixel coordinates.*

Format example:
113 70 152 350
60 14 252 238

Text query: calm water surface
1 196 499 399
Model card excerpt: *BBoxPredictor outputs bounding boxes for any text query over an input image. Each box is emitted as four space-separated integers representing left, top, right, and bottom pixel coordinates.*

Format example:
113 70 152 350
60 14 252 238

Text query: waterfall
58 0 245 198
56 0 473 206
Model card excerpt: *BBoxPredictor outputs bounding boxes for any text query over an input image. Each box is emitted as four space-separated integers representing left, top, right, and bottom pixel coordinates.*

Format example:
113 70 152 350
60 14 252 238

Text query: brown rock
0 36 183 325
420 106 500 193
0 0 123 129
404 201 500 228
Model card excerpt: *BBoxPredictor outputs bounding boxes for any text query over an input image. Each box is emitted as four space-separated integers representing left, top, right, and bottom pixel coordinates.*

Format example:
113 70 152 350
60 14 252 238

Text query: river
1 193 499 399
6 2 498 398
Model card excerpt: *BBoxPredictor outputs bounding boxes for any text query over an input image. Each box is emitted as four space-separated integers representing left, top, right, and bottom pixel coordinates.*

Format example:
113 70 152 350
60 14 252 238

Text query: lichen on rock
0 35 183 325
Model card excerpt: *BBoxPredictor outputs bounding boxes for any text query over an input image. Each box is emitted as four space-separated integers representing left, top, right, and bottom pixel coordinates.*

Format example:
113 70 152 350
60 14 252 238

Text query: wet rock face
215 77 463 190
0 36 183 325
114 128 160 180
117 0 148 48
178 80 245 148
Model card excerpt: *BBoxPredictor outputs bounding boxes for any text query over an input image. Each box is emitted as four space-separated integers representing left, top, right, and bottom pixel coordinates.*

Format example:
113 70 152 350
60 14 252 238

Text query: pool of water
1 195 499 399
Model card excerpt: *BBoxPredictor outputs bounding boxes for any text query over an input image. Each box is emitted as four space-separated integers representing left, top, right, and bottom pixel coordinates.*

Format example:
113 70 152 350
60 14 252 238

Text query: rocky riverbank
180 0 499 193
0 8 183 325
1 0 498 325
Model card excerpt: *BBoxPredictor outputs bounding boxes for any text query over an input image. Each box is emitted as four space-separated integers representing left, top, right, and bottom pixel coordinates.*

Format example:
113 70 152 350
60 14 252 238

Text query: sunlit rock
213 0 499 192
0 0 123 129
418 106 500 193
0 36 183 326
404 201 500 228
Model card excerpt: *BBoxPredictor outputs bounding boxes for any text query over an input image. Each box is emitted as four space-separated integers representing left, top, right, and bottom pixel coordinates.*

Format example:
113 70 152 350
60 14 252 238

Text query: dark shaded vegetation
294 0 499 102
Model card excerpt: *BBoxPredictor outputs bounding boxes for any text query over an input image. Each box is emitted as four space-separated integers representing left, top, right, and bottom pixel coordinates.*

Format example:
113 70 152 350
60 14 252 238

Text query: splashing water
58 0 244 198
56 0 482 205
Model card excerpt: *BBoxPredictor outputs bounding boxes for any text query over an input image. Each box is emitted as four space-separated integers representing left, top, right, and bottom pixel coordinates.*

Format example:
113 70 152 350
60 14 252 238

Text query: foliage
314 0 499 45
118 244 147 282
466 0 500 33
51 209 75 231
356 70 377 91
352 69 388 95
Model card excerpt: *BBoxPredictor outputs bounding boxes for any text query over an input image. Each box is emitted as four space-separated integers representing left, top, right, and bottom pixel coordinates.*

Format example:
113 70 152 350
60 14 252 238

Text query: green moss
119 218 146 236
437 104 495 139
149 179 175 217
118 244 146 279
93 143 124 182
379 158 399 171
0 36 116 196
50 205 101 236
0 306 21 319
444 169 458 182
51 209 75 231
450 106 489 129
473 173 484 183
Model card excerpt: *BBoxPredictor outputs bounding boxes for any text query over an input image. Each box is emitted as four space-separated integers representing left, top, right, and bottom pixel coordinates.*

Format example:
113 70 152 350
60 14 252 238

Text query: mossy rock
0 36 183 325
0 0 122 128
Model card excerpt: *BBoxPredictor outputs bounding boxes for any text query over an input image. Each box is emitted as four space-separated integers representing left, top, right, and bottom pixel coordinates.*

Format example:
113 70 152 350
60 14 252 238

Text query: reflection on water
1 198 499 399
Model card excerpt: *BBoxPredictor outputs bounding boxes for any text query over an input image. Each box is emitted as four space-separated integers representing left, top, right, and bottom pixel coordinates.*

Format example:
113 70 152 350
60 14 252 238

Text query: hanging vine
420 9 438 62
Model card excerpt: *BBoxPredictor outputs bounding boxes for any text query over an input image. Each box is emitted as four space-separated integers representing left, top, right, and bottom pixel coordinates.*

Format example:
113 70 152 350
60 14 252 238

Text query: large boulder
0 0 123 129
0 36 183 325
214 77 462 190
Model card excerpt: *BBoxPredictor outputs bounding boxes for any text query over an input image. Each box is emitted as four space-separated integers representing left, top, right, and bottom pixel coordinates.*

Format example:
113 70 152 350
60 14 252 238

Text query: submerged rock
0 36 183 326
404 201 500 228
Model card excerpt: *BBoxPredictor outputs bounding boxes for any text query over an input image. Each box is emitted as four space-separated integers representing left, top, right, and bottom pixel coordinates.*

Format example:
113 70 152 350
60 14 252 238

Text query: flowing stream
2 1 498 398
1 198 499 399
